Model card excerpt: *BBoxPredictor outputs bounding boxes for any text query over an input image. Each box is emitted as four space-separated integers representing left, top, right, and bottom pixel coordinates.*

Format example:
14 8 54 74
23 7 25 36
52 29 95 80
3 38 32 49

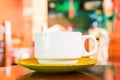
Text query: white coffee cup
34 32 97 64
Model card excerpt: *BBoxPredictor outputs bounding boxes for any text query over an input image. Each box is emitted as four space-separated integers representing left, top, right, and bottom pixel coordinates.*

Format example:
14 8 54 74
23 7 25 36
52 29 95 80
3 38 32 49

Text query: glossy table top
0 61 119 80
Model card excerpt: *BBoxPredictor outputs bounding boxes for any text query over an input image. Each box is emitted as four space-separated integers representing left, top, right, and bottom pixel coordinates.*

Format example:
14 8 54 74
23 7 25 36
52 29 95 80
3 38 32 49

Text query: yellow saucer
16 58 97 73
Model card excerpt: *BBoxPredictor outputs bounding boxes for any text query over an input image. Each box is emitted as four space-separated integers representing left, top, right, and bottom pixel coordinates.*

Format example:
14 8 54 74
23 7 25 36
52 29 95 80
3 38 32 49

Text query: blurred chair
0 24 5 66
4 20 12 66
0 21 34 66
4 21 34 65
0 20 12 67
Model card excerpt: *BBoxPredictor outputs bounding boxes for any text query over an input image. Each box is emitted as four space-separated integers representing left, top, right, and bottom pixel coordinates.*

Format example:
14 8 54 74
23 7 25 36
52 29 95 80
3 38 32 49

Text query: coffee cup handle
82 35 97 56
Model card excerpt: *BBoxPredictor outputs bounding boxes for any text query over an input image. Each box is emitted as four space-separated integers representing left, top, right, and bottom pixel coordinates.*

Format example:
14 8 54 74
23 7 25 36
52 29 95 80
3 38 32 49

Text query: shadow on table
18 71 98 80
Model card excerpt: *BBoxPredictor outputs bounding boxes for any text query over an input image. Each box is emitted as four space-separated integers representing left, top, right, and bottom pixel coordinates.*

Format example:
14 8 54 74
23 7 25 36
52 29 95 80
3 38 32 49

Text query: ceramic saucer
16 58 97 73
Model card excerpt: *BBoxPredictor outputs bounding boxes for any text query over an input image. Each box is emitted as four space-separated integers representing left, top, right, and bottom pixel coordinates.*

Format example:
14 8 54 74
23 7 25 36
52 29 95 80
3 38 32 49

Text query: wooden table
0 61 119 80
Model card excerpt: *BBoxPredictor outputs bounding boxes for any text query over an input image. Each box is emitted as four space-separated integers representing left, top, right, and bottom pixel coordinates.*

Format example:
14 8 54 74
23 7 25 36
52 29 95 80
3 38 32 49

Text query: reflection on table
0 61 119 80
19 71 97 80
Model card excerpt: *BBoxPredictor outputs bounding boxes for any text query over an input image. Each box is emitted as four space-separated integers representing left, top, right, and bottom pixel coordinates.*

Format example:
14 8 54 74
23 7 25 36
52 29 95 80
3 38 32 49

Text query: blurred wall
0 0 23 40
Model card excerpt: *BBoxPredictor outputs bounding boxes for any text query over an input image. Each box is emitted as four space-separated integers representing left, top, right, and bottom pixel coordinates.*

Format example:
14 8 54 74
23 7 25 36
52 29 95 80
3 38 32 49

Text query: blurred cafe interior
0 0 120 80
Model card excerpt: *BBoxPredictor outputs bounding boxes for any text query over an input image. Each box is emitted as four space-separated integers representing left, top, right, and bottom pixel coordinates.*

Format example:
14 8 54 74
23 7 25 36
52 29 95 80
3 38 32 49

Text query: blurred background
0 0 120 66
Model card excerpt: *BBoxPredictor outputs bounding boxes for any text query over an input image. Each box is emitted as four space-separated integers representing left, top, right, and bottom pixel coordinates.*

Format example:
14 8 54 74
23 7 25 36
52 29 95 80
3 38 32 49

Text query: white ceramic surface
34 32 97 64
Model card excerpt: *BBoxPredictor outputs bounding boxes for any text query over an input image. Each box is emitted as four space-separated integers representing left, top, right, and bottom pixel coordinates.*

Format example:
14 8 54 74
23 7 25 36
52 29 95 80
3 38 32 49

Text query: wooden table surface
0 61 118 80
